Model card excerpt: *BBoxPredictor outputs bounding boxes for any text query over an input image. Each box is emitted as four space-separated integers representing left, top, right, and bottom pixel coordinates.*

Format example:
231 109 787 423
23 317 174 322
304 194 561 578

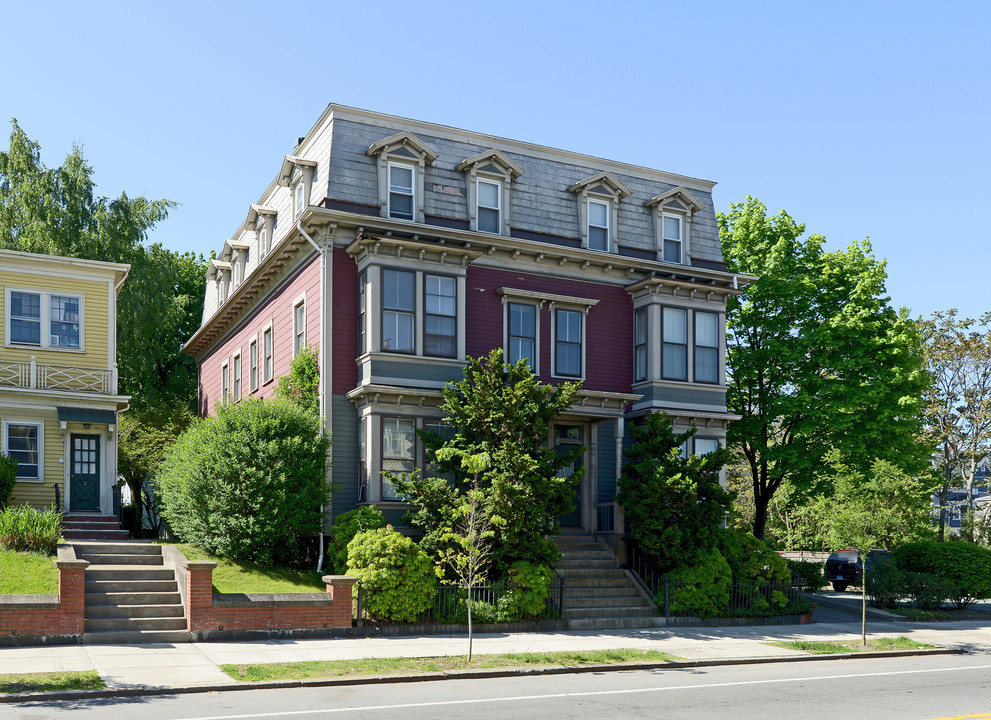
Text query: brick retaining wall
0 545 88 645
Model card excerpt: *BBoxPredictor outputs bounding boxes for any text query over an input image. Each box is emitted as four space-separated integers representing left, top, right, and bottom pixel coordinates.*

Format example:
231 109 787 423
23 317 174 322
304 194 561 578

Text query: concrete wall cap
54 559 90 570
183 560 219 571
322 575 358 586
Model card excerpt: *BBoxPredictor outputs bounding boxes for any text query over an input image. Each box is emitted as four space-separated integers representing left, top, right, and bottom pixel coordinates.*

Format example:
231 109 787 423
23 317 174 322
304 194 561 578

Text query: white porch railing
0 356 115 394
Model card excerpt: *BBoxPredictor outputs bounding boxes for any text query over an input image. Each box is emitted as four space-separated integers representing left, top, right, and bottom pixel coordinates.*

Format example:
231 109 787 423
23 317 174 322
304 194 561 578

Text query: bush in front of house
0 504 62 554
154 398 330 566
497 561 555 621
667 549 732 618
347 526 437 622
0 454 17 508
866 555 906 609
904 571 958 611
326 506 387 574
893 541 991 608
787 560 827 592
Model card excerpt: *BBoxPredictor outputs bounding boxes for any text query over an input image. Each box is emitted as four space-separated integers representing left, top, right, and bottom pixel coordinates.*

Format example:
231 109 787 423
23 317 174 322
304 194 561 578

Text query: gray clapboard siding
330 394 360 521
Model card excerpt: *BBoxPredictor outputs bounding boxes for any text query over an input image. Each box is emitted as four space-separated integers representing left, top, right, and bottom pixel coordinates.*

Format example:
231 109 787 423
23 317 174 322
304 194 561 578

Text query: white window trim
661 212 684 264
503 300 540 374
367 131 438 224
4 287 85 352
387 161 417 221
248 336 258 393
693 436 722 456
221 360 230 402
232 350 242 400
475 177 503 235
293 174 306 219
550 304 589 380
586 198 611 253
292 294 307 358
694 310 721 385
262 322 274 385
1 419 44 482
661 305 689 382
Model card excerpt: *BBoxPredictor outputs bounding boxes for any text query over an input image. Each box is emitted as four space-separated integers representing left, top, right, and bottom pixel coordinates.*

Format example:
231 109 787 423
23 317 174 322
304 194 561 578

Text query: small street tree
395 349 582 575
919 310 991 540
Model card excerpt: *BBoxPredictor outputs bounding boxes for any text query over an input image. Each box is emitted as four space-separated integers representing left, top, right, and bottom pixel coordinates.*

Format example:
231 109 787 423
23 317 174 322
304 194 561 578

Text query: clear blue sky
3 1 987 320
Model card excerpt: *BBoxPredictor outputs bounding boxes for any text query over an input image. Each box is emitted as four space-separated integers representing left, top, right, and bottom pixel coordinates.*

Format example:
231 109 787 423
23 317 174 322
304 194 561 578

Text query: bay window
662 307 688 380
695 311 719 383
382 269 415 353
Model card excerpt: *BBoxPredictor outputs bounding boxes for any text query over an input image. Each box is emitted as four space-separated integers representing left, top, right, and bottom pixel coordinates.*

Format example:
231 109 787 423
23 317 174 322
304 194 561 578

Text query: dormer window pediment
366 131 439 165
568 171 631 254
278 155 317 187
456 148 525 181
567 171 632 201
246 204 278 230
643 186 704 213
457 149 523 236
367 132 439 223
643 186 705 265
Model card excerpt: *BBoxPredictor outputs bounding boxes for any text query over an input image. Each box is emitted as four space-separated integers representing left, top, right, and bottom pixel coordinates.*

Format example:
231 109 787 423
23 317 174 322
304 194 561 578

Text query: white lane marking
173 663 991 720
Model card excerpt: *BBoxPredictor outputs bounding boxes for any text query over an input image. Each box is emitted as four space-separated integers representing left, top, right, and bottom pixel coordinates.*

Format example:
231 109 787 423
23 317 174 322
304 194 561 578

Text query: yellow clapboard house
0 249 129 514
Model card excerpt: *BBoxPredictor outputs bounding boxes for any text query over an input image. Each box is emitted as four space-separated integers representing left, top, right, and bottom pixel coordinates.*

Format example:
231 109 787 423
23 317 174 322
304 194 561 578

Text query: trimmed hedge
893 541 991 608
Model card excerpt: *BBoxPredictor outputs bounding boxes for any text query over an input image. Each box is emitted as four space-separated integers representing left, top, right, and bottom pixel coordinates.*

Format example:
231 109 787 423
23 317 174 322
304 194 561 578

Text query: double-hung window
293 299 306 356
358 273 366 355
2 421 42 480
588 200 610 252
508 303 537 371
221 362 230 400
555 308 583 378
262 326 274 383
477 179 501 234
7 289 81 349
662 307 688 380
695 311 719 383
294 179 305 218
424 275 456 357
232 353 242 400
248 339 258 392
694 437 720 456
382 269 415 353
634 308 648 382
388 163 415 220
662 215 683 263
381 417 415 500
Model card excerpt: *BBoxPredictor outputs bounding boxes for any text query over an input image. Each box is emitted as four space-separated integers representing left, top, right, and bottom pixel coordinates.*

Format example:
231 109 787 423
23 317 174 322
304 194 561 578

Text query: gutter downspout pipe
297 217 329 574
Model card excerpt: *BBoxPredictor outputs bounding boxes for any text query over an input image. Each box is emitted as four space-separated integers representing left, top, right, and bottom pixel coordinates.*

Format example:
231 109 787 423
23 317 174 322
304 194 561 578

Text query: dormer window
246 205 278 261
366 131 439 224
294 175 305 218
567 171 631 253
644 186 705 265
279 155 317 222
457 149 524 235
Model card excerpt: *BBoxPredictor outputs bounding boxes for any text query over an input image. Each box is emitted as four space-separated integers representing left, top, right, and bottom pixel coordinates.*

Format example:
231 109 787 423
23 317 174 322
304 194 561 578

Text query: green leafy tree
275 344 320 415
919 310 991 540
395 349 583 575
616 413 731 572
719 197 928 539
155 398 330 565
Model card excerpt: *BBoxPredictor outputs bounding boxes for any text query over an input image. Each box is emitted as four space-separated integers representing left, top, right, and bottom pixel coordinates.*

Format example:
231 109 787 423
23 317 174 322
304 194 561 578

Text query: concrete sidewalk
2 619 990 693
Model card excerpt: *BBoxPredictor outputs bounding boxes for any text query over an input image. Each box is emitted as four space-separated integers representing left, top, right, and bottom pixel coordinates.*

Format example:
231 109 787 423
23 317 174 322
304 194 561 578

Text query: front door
70 434 101 512
555 424 584 528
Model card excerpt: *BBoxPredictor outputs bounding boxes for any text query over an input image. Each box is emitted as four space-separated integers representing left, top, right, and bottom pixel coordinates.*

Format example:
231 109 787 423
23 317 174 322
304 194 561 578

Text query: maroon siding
198 255 321 416
332 248 359 395
465 266 634 394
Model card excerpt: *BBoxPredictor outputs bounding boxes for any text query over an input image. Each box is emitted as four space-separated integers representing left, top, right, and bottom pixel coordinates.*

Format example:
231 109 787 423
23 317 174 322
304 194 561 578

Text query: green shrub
904 571 957 611
0 505 62 554
154 398 331 566
866 556 905 609
667 550 732 618
716 529 791 613
327 506 388 574
497 561 554 621
894 541 991 607
0 454 17 508
347 526 437 622
788 560 827 592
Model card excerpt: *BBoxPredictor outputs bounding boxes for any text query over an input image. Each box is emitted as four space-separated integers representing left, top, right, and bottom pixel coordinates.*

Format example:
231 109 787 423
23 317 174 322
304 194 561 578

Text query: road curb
0 646 965 704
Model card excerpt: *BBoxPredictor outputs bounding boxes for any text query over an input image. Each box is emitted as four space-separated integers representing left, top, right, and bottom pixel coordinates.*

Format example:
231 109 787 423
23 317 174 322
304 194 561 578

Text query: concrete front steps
555 530 666 630
72 542 191 644
62 513 129 542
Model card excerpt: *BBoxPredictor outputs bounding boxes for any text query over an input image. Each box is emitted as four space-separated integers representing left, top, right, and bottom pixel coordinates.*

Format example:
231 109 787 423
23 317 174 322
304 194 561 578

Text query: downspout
297 217 329 573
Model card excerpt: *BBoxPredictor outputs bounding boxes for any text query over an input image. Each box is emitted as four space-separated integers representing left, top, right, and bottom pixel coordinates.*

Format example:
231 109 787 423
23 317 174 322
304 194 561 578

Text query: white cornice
0 249 129 287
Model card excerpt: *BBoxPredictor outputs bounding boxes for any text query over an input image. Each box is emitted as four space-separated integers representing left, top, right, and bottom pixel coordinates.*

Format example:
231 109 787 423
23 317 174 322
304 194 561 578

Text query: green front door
70 434 101 512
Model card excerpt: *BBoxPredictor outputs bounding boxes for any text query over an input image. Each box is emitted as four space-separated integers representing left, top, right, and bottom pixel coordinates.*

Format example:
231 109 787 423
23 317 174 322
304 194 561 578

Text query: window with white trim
262 326 274 383
694 437 720 456
5 288 82 350
382 269 415 353
381 417 415 501
662 214 683 264
695 311 719 384
293 299 306 356
507 302 537 372
358 272 366 355
232 352 242 400
476 179 502 234
662 307 688 380
1 420 43 480
634 308 648 382
294 177 305 218
587 199 610 252
249 338 258 392
424 275 456 358
259 228 269 260
221 361 230 401
388 163 415 220
554 308 583 378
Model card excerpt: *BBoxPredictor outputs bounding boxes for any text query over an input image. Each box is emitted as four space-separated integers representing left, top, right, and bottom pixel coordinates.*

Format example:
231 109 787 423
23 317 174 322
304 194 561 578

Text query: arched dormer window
567 171 632 253
456 149 524 235
366 131 439 223
643 186 704 265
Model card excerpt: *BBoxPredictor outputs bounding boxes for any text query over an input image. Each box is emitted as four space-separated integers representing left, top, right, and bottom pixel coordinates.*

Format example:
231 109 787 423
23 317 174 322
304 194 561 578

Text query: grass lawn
768 636 935 655
175 544 327 593
0 670 104 694
221 648 682 682
0 550 58 594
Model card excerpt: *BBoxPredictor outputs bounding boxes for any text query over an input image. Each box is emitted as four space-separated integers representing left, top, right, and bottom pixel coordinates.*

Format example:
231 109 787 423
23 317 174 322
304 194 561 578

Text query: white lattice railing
0 357 114 394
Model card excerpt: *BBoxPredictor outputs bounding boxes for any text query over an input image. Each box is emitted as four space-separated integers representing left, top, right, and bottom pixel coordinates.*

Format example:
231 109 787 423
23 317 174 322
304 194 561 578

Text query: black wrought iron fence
355 573 566 626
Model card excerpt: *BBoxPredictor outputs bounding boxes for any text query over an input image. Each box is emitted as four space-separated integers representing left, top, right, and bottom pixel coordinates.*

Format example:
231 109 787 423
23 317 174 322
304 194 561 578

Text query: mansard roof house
185 105 753 564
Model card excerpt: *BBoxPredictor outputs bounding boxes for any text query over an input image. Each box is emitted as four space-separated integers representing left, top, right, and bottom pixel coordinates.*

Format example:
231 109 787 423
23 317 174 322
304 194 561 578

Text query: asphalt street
7 652 991 720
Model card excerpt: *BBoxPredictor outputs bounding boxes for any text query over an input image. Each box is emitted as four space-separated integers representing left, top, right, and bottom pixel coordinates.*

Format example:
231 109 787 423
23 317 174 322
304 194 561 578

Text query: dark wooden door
70 434 100 512
556 424 584 528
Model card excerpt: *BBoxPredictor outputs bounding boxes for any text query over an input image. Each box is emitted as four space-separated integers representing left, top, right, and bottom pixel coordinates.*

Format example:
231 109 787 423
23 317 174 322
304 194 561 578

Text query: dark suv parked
824 549 890 591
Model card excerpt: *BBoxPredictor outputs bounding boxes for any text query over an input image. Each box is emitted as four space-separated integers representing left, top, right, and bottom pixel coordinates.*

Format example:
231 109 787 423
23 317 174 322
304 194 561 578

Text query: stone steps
62 514 129 542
